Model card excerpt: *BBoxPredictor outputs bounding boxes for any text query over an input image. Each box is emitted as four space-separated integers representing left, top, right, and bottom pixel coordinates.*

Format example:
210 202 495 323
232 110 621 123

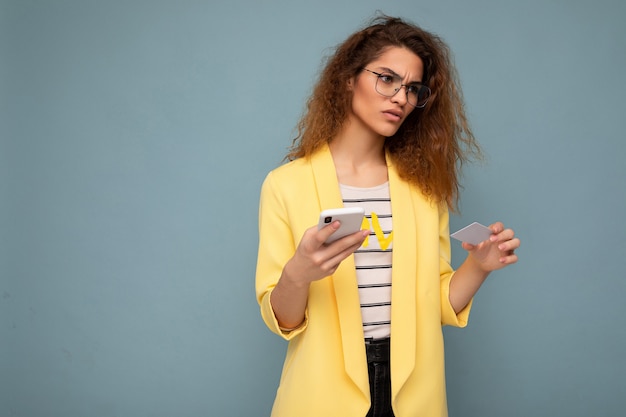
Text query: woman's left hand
462 222 520 272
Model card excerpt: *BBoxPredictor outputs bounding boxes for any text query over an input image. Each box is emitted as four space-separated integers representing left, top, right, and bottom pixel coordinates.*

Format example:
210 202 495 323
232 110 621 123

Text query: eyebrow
376 66 423 84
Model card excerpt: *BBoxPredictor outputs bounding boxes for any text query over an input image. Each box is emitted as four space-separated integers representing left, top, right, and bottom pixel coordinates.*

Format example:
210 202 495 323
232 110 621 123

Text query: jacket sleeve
438 207 472 327
255 171 308 339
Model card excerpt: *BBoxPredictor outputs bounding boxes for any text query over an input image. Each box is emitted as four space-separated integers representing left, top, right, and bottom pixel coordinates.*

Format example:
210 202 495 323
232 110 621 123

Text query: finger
314 221 342 245
322 230 368 265
324 240 366 269
497 238 520 252
499 253 519 264
461 242 476 251
329 229 369 249
489 222 504 235
490 228 515 243
297 224 340 256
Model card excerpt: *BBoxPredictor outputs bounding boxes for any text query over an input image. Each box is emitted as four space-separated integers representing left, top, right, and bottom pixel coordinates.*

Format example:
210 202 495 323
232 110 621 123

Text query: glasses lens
407 85 431 108
375 74 431 108
374 74 400 97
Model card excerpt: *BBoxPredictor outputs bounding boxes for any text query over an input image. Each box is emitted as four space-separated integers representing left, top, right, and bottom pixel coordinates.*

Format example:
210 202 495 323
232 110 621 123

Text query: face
348 46 424 139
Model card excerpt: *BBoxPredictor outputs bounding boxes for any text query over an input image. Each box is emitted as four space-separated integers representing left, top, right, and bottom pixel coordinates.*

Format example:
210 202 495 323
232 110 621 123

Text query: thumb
317 220 341 243
461 242 476 251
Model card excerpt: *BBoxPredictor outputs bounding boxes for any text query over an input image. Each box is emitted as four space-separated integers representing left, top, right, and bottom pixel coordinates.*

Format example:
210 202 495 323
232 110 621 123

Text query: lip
382 109 403 122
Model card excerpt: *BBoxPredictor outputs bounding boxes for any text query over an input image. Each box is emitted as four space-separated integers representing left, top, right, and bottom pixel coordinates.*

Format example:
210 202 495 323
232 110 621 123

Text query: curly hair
287 15 481 210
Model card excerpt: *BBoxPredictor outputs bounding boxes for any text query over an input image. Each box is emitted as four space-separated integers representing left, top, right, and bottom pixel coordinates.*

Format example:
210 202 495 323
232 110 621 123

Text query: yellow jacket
256 145 472 417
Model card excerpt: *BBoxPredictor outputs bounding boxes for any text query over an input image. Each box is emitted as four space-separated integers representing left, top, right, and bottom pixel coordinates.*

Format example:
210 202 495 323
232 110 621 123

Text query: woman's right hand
285 221 369 286
270 222 368 330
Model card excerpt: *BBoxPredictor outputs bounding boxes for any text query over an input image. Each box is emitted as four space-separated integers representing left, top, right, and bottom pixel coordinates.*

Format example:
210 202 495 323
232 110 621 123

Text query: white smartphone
317 207 365 243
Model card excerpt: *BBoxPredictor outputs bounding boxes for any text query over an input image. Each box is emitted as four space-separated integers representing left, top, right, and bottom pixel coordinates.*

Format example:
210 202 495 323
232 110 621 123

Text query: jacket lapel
309 145 370 399
387 157 418 394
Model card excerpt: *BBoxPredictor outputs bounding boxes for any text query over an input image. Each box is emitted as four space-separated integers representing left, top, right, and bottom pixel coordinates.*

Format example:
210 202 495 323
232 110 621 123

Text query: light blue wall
2 1 625 416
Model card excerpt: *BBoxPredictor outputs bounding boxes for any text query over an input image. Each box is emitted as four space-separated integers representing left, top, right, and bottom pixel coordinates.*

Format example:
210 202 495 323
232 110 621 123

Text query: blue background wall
2 1 625 416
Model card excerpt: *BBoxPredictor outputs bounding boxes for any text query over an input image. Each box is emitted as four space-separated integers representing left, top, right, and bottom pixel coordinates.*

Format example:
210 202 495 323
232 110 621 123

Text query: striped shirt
340 182 393 340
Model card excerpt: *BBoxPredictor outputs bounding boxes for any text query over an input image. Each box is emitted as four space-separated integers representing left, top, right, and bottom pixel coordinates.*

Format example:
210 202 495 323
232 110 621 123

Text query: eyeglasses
362 68 431 108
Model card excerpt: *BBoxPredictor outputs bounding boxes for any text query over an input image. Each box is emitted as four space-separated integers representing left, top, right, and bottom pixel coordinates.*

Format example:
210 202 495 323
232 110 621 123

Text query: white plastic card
450 222 492 245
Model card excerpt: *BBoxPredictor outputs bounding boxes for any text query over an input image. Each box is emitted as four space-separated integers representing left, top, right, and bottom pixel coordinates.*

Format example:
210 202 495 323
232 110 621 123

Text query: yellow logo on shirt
361 212 393 250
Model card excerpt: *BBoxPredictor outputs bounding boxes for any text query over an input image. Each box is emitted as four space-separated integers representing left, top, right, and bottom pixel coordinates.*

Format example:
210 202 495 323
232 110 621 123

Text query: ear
347 77 355 91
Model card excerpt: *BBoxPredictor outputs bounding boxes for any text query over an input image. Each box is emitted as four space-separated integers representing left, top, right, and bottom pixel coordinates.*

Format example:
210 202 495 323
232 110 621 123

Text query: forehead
368 46 424 81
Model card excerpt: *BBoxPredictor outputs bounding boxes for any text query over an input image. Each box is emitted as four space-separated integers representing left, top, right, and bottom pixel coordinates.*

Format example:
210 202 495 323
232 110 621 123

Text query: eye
406 84 422 94
378 73 395 84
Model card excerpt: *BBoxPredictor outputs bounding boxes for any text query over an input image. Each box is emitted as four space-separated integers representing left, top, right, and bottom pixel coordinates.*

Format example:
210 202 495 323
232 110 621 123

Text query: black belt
365 338 390 363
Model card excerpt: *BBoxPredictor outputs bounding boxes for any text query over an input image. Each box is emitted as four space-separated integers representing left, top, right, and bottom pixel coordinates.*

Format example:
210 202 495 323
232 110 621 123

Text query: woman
255 15 520 417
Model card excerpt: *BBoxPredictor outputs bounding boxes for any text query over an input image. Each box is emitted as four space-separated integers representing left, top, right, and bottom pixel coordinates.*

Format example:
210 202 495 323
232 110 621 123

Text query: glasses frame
362 68 431 108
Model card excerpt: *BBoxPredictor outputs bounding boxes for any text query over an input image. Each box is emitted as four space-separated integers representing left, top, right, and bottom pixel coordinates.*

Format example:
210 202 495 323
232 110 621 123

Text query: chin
382 120 405 136
378 127 401 138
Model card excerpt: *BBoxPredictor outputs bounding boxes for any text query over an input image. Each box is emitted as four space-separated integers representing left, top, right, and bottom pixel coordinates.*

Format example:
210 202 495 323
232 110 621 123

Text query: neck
329 121 388 187
331 117 386 164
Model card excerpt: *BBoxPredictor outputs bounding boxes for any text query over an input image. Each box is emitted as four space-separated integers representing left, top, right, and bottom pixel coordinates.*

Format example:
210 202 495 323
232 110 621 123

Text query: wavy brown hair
287 15 481 210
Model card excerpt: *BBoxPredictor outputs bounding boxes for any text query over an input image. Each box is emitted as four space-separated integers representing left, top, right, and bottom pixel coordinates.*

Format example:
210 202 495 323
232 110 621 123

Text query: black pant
365 338 394 417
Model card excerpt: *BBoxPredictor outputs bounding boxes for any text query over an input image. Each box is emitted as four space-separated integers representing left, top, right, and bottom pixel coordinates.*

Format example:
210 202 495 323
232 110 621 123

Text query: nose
390 86 409 106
